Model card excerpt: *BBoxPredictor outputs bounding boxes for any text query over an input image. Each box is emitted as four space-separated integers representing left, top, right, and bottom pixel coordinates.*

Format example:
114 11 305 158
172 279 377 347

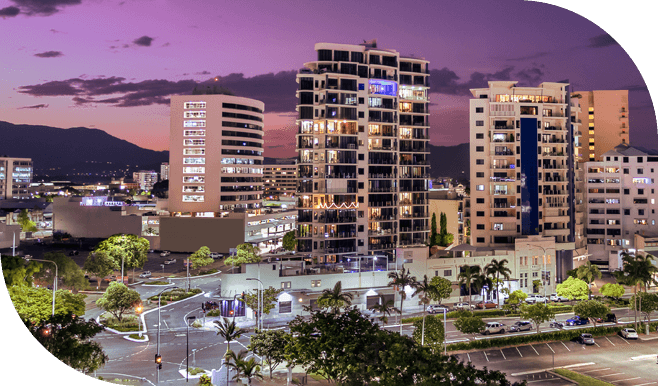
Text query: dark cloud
161 42 170 47
34 50 63 58
429 67 514 96
506 52 550 62
0 6 20 16
196 71 211 75
133 36 154 47
49 28 62 33
514 67 544 86
18 103 48 109
588 33 618 48
9 0 81 16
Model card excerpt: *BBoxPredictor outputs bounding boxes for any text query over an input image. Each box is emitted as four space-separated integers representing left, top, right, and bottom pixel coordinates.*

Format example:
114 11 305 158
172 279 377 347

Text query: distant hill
0 121 168 183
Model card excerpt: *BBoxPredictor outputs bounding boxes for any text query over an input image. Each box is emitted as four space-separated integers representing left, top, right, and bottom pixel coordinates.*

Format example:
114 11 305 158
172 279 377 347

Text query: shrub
206 309 221 317
187 367 206 375
196 269 218 276
145 281 171 285
191 320 202 328
198 374 212 385
100 315 139 332
128 334 146 340
148 288 201 303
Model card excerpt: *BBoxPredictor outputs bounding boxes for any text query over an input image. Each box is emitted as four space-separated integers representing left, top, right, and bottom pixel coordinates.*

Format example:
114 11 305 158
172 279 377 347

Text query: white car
427 305 450 314
164 258 176 265
210 252 222 259
526 294 547 304
454 302 475 310
482 322 506 335
549 293 569 302
620 328 638 339
139 271 152 278
160 251 171 257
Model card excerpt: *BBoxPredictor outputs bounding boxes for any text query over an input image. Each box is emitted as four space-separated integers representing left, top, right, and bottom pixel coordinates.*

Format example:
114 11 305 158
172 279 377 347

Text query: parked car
595 313 617 324
549 293 569 302
475 301 497 309
509 321 533 332
549 321 564 329
566 316 589 326
103 275 117 282
620 328 638 339
139 271 152 278
160 251 171 257
482 322 506 335
525 294 547 304
164 258 176 265
454 302 476 310
577 333 595 345
210 252 223 259
427 305 450 314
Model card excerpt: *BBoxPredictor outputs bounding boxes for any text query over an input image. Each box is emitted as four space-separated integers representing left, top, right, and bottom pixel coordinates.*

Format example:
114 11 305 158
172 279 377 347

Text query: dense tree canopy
225 243 261 267
248 329 290 379
1 254 42 287
520 303 555 333
83 251 115 283
556 276 589 302
93 234 150 271
599 283 625 300
428 276 453 305
574 300 610 326
282 231 296 251
9 286 87 323
189 246 213 269
17 209 37 232
35 252 88 291
96 282 142 321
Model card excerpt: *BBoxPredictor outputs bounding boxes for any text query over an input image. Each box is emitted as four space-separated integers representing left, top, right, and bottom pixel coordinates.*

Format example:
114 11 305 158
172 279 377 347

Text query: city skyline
1 0 656 158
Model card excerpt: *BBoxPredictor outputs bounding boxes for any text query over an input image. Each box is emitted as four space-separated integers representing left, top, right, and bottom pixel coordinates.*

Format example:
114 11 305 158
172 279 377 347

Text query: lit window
184 110 206 118
476 185 485 191
589 122 594 127
184 120 206 128
183 167 205 174
182 195 204 202
184 148 205 155
184 102 206 109
183 158 205 165
183 176 205 183
184 139 205 146
184 130 206 137
182 186 204 193
311 280 321 287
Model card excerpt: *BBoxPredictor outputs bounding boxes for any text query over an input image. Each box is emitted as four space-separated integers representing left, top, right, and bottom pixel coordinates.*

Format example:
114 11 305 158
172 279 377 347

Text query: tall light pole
157 286 180 384
26 257 58 316
135 304 143 337
186 316 196 382
247 278 264 330
526 244 548 301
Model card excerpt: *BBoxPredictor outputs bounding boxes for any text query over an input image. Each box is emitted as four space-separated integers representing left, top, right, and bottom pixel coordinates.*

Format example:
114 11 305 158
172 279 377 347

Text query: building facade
263 162 297 199
132 170 158 191
295 41 430 264
573 90 629 163
169 94 265 216
0 157 32 200
160 162 169 181
584 144 658 270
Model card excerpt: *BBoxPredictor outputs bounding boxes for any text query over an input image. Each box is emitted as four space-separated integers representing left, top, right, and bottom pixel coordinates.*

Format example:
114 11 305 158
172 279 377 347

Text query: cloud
0 6 20 16
9 0 81 16
18 103 48 109
195 70 211 75
133 36 154 47
49 28 63 33
429 67 514 96
506 52 550 62
34 50 63 58
588 33 618 48
514 67 544 86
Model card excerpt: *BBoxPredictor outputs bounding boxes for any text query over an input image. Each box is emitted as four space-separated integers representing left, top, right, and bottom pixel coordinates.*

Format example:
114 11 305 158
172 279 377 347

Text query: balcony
494 150 514 156
370 243 395 250
490 176 515 182
369 186 397 193
368 173 394 179
544 126 565 131
369 215 397 221
493 125 515 130
368 229 394 236
317 216 357 224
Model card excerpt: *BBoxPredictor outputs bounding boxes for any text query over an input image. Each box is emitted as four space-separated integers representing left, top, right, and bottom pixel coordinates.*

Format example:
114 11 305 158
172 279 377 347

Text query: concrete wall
0 221 21 249
53 197 142 238
428 199 460 247
159 216 246 253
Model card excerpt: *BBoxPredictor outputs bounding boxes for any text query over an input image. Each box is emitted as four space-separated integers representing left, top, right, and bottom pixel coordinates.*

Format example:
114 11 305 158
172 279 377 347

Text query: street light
26 257 58 317
156 285 181 384
246 278 264 331
526 244 548 301
186 316 196 383
135 304 143 337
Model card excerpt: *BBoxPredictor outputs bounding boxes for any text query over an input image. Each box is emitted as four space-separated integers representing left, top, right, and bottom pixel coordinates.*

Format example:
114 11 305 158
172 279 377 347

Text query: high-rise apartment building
169 94 264 216
0 157 33 199
295 41 430 262
132 170 158 191
573 90 629 163
469 81 577 248
160 162 169 181
585 144 658 270
263 162 297 199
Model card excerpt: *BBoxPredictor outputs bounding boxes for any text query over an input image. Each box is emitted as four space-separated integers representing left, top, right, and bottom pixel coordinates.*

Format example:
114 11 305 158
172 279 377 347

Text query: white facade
0 157 32 200
132 170 158 191
160 162 169 181
585 144 658 270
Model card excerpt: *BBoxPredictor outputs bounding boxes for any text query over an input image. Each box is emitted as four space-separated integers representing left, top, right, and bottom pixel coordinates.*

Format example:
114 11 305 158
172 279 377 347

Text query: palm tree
226 350 263 385
368 295 399 325
636 254 658 292
615 253 645 330
457 265 481 310
387 268 418 333
473 273 493 305
485 259 512 308
317 281 354 314
576 261 602 300
413 275 436 346
214 317 248 384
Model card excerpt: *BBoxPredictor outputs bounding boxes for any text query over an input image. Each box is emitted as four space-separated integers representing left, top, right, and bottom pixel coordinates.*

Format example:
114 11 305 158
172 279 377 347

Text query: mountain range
0 121 469 183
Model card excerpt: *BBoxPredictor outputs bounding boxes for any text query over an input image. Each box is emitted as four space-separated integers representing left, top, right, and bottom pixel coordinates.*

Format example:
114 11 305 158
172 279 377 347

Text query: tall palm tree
485 259 512 308
576 261 602 300
636 254 658 292
226 350 263 385
413 274 436 346
457 265 481 310
387 268 418 333
317 281 354 314
368 295 400 325
214 317 248 384
473 273 493 305
615 253 644 330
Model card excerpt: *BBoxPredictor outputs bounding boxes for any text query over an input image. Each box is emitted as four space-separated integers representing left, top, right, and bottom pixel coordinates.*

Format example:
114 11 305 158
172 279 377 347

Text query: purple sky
0 0 656 157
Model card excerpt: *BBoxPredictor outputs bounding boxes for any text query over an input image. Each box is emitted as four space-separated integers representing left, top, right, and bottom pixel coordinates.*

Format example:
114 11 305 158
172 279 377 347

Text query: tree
387 268 418 332
35 252 89 291
247 329 289 379
473 272 494 302
368 295 399 324
225 350 262 385
430 213 438 247
532 279 542 294
630 292 658 324
453 314 485 334
506 290 527 313
437 212 454 247
9 286 87 323
16 209 37 232
95 281 141 322
428 276 453 305
600 283 625 300
573 300 610 327
214 317 248 385
189 246 213 269
457 265 481 309
556 276 589 304
242 286 283 327
520 303 555 333
317 281 353 314
485 258 512 308
24 313 108 373
412 315 444 350
225 243 261 267
1 254 42 287
614 253 654 330
83 251 115 287
576 261 602 299
282 231 296 251
94 234 150 282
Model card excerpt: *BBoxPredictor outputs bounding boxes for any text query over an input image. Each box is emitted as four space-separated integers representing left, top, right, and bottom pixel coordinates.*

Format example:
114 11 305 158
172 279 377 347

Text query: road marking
630 354 658 361
611 378 641 383
466 352 471 362
582 368 610 374
632 383 658 386
546 343 555 353
516 347 523 358
560 341 570 351
483 350 489 362
500 349 506 360
618 335 631 344
605 337 615 346
163 320 169 329
594 342 600 347
599 373 624 378
175 334 185 337
510 362 595 376
530 344 539 356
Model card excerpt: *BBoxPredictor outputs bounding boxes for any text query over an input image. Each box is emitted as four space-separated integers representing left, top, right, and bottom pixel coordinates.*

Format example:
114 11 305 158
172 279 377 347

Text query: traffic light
155 354 162 365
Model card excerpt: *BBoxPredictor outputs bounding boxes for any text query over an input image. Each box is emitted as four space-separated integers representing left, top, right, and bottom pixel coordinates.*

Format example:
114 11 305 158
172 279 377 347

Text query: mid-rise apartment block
573 90 629 162
263 162 297 199
160 162 169 181
0 157 32 200
169 94 264 216
296 41 430 263
132 170 158 191
585 144 658 270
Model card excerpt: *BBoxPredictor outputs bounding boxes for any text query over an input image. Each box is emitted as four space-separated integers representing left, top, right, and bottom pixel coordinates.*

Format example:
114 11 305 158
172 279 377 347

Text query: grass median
553 369 615 386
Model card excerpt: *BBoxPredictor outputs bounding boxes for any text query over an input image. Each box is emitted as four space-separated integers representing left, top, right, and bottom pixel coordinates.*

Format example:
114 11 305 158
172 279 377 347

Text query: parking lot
565 363 658 386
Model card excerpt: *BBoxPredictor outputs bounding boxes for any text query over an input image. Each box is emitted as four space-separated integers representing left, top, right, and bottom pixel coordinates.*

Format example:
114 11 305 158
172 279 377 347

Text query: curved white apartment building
169 94 265 216
295 41 430 263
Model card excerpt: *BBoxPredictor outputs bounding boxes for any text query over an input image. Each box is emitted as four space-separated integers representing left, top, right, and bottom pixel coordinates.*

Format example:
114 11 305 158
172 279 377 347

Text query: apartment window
624 189 629 195
638 168 644 175
475 120 484 126
476 185 484 191
358 97 364 104
476 237 485 243
476 211 485 217
639 209 645 216
475 107 484 113
444 270 452 276
359 83 365 90
358 168 364 175
279 301 292 314
476 146 484 152
311 280 321 288
476 159 484 165
476 133 484 139
624 209 631 215
358 111 364 118
476 198 485 204
623 157 629 163
493 223 503 231
281 281 291 289
476 224 485 230
638 189 644 195
638 157 644 163
476 172 484 178
623 168 629 174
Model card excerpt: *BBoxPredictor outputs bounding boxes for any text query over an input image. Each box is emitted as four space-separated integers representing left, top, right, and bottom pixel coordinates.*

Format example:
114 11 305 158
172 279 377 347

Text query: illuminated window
589 138 595 143
184 148 205 155
476 185 484 191
184 130 205 136
182 195 204 202
589 122 594 127
184 139 205 146
588 107 594 112
589 130 594 135
184 120 206 128
183 176 205 183
182 186 204 193
184 102 206 109
589 146 595 151
183 167 205 174
183 158 205 164
184 110 206 118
